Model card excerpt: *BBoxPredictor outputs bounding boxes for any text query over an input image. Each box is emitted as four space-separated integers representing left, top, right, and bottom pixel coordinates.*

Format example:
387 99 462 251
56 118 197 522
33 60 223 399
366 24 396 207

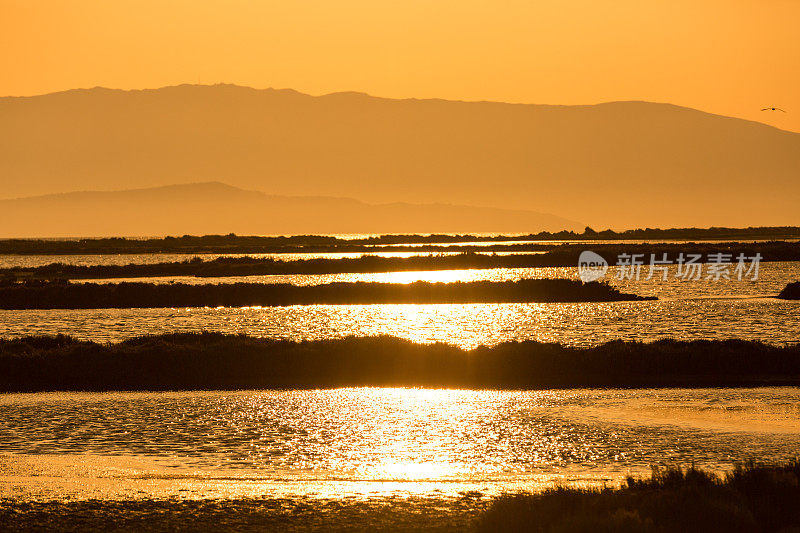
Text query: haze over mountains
0 182 581 237
1 84 799 231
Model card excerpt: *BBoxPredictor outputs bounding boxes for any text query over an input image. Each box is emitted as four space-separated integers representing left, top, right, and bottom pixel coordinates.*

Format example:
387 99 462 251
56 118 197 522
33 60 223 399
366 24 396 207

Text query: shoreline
1 495 489 532
3 242 800 281
2 227 799 255
3 463 800 532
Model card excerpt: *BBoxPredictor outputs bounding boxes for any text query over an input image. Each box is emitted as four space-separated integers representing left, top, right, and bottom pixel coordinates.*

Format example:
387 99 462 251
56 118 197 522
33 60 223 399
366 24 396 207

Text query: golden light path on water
33 262 796 348
3 298 800 347
74 262 800 302
3 388 800 501
239 302 618 347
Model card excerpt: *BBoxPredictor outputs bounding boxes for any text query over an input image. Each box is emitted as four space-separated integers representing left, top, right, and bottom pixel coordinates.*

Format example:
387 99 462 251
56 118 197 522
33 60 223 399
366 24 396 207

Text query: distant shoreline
1 333 798 393
1 226 799 255
3 241 799 281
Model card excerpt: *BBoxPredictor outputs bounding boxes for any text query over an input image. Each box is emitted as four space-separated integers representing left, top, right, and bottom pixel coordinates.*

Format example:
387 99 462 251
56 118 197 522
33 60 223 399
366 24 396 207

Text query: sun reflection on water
3 298 800 348
4 387 800 501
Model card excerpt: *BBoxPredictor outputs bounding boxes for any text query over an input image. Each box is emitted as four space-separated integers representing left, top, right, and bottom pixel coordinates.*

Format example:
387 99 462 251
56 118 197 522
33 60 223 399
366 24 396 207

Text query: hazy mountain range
0 182 581 237
1 84 799 232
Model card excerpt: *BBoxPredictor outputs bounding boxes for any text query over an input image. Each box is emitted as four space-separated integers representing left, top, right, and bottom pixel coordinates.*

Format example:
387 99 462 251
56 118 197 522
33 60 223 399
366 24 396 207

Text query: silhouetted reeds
0 279 650 309
2 253 555 280
478 461 800 532
1 333 798 392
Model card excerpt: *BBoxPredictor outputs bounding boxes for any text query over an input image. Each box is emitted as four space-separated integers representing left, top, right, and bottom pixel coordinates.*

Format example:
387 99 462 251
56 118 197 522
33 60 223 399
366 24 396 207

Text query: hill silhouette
0 182 580 237
1 84 799 228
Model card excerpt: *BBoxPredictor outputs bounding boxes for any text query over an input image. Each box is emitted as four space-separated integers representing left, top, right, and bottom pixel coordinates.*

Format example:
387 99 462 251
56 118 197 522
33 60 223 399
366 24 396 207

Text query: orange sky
2 0 798 132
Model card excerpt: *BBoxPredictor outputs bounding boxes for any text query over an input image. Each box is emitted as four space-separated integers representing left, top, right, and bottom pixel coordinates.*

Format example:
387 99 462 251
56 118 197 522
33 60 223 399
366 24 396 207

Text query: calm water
2 248 799 504
75 261 800 300
1 299 797 348
1 387 799 501
2 261 797 347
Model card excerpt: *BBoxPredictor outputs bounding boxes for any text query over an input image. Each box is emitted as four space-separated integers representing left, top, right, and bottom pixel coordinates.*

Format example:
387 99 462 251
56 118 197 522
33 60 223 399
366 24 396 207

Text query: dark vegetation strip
5 252 560 280
478 462 800 533
1 333 798 392
0 279 650 310
4 241 800 281
2 226 800 255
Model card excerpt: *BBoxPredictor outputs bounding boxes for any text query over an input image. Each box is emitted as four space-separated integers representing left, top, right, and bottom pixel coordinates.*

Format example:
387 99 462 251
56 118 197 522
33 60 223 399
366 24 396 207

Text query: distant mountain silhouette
0 182 582 237
1 84 799 228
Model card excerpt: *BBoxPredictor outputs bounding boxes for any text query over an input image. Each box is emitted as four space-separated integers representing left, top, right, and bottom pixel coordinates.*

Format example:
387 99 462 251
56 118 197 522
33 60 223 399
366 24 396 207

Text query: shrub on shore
778 281 800 300
478 462 800 532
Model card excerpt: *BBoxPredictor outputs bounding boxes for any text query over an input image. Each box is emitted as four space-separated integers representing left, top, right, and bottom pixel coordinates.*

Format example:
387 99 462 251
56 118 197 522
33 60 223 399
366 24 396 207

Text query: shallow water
2 248 799 504
1 387 799 501
2 261 799 346
1 298 798 348
75 261 800 300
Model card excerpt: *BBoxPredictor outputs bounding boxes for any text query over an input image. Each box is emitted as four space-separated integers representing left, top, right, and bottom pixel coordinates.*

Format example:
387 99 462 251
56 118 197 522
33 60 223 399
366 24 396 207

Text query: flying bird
761 107 786 112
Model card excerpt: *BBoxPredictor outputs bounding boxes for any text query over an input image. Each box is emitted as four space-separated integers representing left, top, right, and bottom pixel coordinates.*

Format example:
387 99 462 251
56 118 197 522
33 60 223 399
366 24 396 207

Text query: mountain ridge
0 182 582 237
5 84 794 134
2 84 798 228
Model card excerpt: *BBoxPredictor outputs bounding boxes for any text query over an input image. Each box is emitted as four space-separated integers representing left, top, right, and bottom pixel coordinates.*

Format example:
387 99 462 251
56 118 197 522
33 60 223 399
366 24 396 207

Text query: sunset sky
2 0 798 132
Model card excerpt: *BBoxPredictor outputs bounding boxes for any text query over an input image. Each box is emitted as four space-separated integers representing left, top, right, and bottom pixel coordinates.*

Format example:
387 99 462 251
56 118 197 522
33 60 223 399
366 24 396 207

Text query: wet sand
1 495 487 532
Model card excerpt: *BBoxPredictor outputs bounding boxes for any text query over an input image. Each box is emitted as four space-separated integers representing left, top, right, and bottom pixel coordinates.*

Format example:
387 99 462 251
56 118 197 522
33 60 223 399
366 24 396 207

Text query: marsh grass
0 278 650 310
1 333 798 392
478 462 800 533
